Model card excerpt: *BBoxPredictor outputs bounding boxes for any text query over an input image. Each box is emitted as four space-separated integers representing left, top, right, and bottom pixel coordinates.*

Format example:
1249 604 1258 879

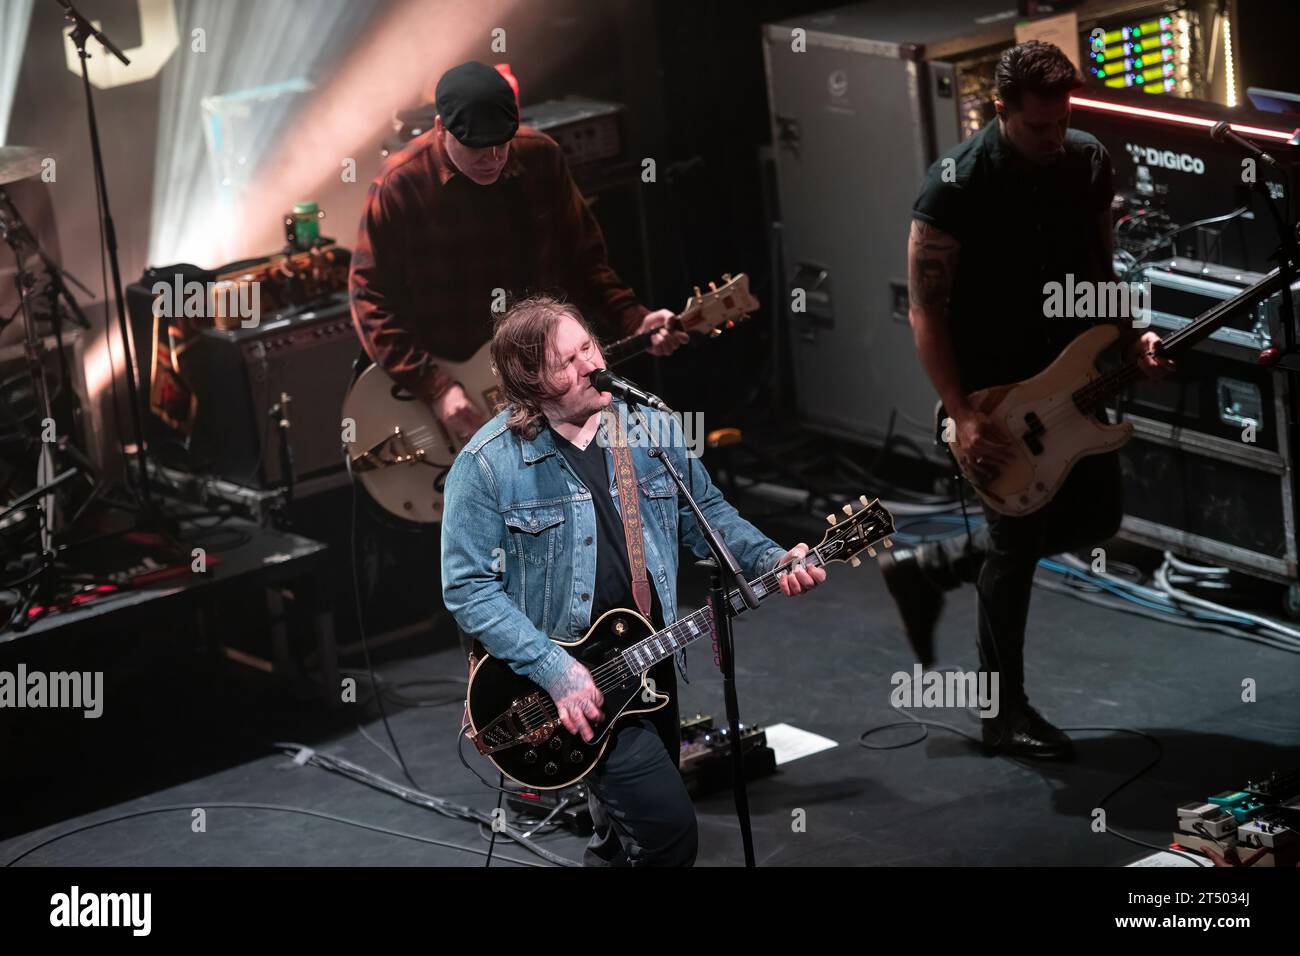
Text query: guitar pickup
1021 411 1045 456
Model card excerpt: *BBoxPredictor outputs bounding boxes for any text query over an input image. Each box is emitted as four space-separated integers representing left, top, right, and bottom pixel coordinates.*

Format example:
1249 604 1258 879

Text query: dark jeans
583 716 698 867
919 452 1124 713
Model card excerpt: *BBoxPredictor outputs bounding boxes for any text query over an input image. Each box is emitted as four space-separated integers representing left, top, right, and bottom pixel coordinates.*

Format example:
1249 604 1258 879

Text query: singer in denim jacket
441 399 787 697
441 297 824 867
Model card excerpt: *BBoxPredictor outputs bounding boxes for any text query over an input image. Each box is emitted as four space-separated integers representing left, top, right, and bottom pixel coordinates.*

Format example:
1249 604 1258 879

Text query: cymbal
0 146 45 187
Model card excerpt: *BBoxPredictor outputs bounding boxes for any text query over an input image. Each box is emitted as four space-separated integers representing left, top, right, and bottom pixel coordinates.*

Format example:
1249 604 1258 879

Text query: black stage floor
3 506 1298 867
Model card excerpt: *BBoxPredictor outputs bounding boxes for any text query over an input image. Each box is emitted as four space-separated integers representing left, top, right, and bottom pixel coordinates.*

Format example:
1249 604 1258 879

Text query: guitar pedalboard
505 784 594 837
1173 769 1300 863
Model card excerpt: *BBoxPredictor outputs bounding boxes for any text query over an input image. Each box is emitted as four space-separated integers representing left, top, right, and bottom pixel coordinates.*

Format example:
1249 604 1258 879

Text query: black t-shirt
549 425 664 630
912 119 1115 393
550 425 678 760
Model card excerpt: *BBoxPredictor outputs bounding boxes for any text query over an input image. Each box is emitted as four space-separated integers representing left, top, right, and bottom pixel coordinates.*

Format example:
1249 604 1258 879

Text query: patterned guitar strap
603 407 654 621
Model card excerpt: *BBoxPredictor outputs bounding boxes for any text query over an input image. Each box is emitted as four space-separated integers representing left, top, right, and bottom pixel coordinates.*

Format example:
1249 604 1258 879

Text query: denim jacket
440 401 787 697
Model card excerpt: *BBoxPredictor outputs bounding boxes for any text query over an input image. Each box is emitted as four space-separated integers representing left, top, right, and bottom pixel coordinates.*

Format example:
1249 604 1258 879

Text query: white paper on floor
1126 850 1212 867
763 723 838 765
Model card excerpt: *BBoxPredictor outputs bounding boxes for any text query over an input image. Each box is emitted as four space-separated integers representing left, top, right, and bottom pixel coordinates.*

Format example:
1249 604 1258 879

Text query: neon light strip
1070 95 1298 141
1223 14 1237 109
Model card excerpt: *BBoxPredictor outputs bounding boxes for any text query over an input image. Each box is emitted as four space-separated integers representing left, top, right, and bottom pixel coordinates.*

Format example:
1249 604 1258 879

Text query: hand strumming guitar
432 384 488 442
551 657 605 743
952 406 1014 488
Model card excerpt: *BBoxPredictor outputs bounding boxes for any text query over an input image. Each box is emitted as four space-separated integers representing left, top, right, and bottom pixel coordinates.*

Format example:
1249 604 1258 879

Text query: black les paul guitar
464 496 895 789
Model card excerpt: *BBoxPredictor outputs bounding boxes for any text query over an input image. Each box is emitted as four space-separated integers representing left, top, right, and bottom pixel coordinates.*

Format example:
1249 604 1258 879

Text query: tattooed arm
551 657 604 743
907 219 969 417
907 218 1013 474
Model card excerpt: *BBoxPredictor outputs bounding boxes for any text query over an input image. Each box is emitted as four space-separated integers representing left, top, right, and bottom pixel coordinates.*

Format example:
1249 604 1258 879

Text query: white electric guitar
940 268 1285 516
344 274 759 523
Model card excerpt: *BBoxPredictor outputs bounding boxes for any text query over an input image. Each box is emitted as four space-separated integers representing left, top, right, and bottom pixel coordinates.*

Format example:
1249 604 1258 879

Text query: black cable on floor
858 673 1207 866
1 803 544 868
279 743 578 867
347 462 420 792
485 772 505 868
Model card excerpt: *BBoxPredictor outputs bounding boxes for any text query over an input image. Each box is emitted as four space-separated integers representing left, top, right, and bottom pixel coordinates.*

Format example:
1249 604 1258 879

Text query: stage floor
3 508 1298 867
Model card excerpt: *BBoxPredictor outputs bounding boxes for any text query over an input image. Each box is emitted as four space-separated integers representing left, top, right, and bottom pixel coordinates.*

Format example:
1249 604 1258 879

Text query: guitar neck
610 548 830 680
602 315 683 367
1075 266 1288 413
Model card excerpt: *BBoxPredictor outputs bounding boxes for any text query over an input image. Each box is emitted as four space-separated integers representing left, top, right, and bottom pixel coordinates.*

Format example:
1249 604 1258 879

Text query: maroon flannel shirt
348 125 649 401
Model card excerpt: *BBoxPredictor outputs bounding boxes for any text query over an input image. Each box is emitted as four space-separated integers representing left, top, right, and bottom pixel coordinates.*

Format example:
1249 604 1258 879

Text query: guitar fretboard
615 548 829 677
1072 265 1286 415
602 326 667 367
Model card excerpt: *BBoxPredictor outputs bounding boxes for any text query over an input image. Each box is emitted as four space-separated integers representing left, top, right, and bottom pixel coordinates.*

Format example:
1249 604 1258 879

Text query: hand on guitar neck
637 308 689 356
1128 330 1176 380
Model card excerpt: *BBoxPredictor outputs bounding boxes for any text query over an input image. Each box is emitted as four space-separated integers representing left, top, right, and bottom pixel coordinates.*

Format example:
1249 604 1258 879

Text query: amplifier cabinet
1110 347 1296 582
179 295 359 489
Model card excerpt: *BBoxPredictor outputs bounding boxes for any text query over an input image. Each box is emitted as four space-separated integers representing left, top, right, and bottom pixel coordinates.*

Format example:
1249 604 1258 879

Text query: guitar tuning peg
867 545 878 558
726 320 734 328
693 286 702 299
883 538 893 549
723 272 732 282
859 495 868 506
710 329 722 337
708 281 718 292
826 514 838 525
841 503 853 516
850 556 861 568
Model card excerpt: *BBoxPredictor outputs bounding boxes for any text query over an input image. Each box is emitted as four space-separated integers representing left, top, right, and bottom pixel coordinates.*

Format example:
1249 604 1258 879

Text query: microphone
1211 121 1281 170
588 368 671 413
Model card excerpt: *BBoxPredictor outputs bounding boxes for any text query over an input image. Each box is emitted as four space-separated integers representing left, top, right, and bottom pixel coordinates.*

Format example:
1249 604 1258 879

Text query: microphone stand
622 398 760 867
1250 180 1298 368
1239 139 1300 606
58 0 168 530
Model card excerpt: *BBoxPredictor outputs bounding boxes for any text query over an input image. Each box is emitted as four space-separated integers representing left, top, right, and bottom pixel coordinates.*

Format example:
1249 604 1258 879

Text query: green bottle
286 201 323 250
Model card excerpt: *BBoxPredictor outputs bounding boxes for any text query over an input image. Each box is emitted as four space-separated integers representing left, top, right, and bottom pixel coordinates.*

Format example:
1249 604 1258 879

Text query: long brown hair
490 295 597 439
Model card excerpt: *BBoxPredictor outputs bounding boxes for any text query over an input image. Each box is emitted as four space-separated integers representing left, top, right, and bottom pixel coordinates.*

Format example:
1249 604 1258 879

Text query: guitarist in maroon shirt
349 61 685 442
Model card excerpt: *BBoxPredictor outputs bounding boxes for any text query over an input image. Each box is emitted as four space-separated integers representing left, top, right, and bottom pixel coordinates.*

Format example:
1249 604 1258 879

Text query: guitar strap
602 407 654 621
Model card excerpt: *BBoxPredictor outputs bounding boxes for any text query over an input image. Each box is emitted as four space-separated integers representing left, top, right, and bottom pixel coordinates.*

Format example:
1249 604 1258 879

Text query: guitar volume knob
523 749 538 764
549 736 563 750
569 750 583 763
544 761 558 776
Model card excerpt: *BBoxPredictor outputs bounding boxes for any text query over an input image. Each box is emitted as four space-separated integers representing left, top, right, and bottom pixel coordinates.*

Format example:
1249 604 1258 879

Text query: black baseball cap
435 61 519 148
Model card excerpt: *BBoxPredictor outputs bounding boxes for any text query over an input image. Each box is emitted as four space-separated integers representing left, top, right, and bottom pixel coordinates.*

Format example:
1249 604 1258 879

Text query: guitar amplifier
1108 342 1298 583
178 294 358 488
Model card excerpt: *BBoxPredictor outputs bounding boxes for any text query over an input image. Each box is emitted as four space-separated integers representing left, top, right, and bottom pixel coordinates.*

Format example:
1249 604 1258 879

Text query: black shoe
981 703 1074 760
878 546 943 667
